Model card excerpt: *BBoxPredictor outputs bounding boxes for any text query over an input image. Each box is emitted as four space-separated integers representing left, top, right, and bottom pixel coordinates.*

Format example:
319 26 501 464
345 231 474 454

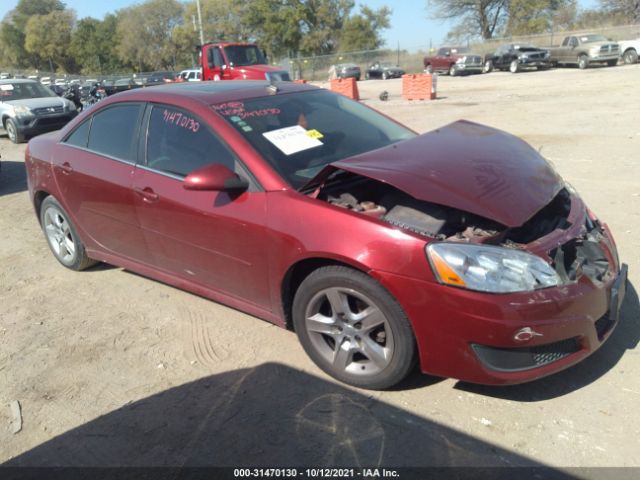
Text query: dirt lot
1 65 639 470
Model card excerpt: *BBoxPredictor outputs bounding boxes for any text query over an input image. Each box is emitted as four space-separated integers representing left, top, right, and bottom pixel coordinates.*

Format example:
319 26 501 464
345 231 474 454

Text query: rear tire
292 266 416 390
40 196 97 271
382 71 389 80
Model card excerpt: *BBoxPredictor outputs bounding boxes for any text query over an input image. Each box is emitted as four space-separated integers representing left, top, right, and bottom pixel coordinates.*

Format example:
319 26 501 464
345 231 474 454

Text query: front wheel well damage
281 258 367 331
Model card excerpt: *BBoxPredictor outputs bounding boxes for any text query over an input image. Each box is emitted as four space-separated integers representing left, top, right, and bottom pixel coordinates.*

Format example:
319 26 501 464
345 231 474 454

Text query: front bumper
589 53 619 62
15 112 77 137
456 64 483 74
519 58 551 68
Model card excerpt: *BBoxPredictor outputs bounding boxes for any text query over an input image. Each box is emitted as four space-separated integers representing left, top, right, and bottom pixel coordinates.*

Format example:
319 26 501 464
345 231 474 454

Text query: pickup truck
423 47 483 76
618 38 639 64
548 34 620 69
198 42 290 82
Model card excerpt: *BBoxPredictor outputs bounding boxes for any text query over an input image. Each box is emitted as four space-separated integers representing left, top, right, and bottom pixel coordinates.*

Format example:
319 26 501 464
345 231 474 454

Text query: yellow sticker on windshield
306 129 324 139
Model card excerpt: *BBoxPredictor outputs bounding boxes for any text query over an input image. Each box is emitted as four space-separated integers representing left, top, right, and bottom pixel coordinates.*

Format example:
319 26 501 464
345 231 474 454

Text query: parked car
104 78 141 96
424 47 484 76
179 69 202 81
618 38 639 64
484 44 551 73
40 76 52 86
146 71 179 86
548 34 620 69
0 72 12 79
0 79 78 143
330 63 361 81
365 61 405 80
25 81 626 389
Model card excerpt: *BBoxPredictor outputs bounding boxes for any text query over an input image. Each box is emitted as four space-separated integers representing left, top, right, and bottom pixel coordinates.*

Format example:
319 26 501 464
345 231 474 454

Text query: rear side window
64 119 91 148
145 105 237 177
87 104 142 161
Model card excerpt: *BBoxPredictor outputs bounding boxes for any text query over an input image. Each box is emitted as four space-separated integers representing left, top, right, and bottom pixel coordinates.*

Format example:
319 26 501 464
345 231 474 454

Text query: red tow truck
198 42 291 82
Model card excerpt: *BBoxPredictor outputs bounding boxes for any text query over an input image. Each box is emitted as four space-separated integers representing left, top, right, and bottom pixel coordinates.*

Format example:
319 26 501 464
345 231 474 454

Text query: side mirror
183 164 249 192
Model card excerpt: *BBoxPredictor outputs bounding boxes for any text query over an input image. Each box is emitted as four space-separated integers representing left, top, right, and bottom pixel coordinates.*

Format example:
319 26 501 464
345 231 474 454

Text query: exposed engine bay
313 171 611 283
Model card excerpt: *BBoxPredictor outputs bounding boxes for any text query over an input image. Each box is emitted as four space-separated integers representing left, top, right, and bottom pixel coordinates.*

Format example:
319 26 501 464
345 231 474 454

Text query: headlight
426 243 560 293
589 46 600 55
544 51 550 58
66 100 76 111
14 105 32 117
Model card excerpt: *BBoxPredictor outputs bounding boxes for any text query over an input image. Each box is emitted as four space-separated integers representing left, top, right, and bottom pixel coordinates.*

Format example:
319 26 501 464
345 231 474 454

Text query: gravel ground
1 65 639 470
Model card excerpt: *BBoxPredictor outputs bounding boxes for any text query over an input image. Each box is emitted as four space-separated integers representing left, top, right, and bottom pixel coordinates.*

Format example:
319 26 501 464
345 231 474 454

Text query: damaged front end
307 168 618 294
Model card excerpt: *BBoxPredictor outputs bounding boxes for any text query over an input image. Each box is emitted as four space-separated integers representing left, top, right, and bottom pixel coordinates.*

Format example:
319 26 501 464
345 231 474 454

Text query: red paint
26 81 625 385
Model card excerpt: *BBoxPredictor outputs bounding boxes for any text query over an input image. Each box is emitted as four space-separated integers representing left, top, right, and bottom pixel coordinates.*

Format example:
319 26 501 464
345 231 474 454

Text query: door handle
60 162 73 175
134 187 159 202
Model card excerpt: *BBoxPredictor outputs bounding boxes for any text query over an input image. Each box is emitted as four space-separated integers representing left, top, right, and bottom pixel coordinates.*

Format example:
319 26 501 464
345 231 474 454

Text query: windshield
223 45 266 66
0 81 57 101
580 34 608 43
213 90 415 189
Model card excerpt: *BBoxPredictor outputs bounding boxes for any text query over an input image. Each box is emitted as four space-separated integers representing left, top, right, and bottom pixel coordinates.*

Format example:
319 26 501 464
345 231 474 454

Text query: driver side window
145 105 237 178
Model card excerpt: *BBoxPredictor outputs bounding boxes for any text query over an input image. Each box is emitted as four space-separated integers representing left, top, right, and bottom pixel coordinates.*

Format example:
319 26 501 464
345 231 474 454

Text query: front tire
292 266 416 390
509 59 520 73
382 71 389 80
578 54 589 70
425 64 433 74
5 118 24 144
483 60 493 73
40 196 97 271
448 64 458 76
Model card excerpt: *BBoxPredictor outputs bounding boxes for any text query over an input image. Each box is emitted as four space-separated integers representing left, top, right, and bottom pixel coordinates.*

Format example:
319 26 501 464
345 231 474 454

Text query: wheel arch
281 256 370 331
33 190 51 224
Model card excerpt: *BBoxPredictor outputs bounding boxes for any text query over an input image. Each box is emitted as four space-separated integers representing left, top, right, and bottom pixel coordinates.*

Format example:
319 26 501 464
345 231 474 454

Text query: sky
2 0 602 51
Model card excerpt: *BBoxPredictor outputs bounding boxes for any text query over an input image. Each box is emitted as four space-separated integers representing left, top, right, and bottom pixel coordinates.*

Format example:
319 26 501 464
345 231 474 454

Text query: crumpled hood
310 120 564 227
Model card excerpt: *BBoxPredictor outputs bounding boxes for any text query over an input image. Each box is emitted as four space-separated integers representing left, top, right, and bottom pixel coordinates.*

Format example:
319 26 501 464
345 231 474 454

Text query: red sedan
25 81 627 389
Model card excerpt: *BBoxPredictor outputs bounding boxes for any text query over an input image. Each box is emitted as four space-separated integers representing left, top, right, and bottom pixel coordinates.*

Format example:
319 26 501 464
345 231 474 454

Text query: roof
110 80 318 106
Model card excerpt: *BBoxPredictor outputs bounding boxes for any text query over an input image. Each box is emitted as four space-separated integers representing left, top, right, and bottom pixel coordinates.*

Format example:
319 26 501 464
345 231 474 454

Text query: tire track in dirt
186 310 228 367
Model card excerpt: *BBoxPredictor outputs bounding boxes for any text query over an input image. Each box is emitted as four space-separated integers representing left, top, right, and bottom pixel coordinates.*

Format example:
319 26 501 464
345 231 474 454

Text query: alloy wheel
303 287 395 377
44 205 77 265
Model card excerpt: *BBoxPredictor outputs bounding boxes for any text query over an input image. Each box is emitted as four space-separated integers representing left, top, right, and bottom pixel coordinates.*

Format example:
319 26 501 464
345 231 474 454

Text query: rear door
52 103 149 262
132 103 271 308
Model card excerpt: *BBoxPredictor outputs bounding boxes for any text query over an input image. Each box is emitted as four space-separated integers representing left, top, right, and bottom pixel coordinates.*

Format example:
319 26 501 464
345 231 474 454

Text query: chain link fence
2 23 638 82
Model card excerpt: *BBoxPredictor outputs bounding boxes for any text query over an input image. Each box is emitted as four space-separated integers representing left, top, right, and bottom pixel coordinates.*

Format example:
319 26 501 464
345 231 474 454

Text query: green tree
243 0 306 58
506 0 575 36
599 0 640 22
0 0 67 69
69 15 125 74
24 10 75 72
427 0 508 40
339 5 391 51
116 0 184 71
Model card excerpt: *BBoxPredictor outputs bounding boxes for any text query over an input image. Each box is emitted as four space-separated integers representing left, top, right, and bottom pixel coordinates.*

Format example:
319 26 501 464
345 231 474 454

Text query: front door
132 103 271 309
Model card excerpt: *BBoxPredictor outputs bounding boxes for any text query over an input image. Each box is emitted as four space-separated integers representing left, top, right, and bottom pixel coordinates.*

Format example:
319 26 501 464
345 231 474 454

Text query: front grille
594 313 614 339
33 115 72 127
33 105 64 115
265 71 291 82
472 337 580 372
600 45 620 54
464 55 482 66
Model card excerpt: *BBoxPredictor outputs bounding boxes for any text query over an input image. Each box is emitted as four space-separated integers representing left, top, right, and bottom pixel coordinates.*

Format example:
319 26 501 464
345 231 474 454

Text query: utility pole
196 0 205 45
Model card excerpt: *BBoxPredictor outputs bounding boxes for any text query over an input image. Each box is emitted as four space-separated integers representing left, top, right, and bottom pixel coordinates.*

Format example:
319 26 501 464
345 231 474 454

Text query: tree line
0 0 391 74
428 0 640 43
1 0 638 74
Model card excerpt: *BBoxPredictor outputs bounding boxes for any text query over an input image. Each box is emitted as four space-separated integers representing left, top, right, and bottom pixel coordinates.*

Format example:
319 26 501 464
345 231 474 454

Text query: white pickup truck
619 38 639 64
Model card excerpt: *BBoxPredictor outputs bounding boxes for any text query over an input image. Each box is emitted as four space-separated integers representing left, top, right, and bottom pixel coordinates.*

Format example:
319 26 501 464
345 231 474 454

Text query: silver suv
1 79 78 143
